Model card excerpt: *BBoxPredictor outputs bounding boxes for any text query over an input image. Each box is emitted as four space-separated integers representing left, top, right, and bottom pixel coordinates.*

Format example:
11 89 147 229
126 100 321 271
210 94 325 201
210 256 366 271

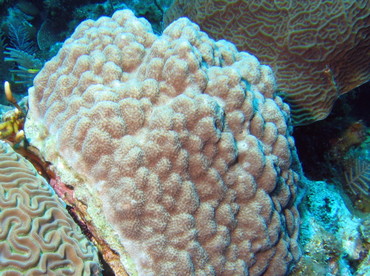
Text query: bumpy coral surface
26 9 301 275
164 0 370 125
0 141 100 275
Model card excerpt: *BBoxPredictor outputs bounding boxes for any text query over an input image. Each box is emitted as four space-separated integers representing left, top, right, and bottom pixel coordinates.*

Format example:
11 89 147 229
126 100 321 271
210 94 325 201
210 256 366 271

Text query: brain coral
25 9 301 275
164 0 370 125
0 141 100 275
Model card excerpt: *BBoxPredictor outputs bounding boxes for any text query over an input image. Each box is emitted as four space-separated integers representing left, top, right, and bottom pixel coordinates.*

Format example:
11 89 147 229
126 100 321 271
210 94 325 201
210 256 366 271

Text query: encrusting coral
164 0 370 125
0 141 101 275
25 9 302 275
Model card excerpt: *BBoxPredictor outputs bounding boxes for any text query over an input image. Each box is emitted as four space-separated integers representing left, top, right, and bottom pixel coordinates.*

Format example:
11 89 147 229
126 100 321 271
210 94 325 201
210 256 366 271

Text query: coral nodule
25 9 301 275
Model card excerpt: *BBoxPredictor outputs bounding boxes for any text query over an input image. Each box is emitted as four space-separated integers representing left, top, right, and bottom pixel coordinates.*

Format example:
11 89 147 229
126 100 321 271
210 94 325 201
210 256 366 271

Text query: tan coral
25 9 301 275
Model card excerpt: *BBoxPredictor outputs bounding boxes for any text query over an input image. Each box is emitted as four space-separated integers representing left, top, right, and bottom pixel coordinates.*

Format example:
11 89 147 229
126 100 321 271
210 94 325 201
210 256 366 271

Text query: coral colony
165 0 370 125
0 1 369 276
0 141 100 275
25 10 300 275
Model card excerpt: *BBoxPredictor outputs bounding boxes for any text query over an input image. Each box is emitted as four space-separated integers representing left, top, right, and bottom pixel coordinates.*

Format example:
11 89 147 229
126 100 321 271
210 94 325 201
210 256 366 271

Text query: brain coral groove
25 9 301 275
0 141 100 275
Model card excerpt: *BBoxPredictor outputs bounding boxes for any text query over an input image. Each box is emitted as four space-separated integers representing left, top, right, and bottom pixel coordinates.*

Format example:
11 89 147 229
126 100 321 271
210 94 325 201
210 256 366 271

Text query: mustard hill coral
25 9 301 275
0 108 24 141
0 81 26 144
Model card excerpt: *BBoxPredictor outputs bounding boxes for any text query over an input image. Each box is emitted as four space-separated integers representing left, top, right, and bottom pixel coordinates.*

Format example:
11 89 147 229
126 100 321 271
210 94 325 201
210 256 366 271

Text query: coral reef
164 0 370 125
292 179 370 275
0 1 43 93
293 83 370 209
0 0 173 103
0 141 101 275
4 48 42 86
341 147 370 212
328 120 367 162
25 9 301 275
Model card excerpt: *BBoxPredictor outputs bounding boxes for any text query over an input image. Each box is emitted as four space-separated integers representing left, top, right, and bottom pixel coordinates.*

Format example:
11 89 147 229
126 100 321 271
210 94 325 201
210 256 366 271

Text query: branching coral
0 81 25 144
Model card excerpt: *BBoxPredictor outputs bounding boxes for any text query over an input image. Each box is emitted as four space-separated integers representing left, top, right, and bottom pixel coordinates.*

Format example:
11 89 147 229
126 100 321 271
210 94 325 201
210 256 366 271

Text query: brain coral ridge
0 141 101 275
25 9 301 276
